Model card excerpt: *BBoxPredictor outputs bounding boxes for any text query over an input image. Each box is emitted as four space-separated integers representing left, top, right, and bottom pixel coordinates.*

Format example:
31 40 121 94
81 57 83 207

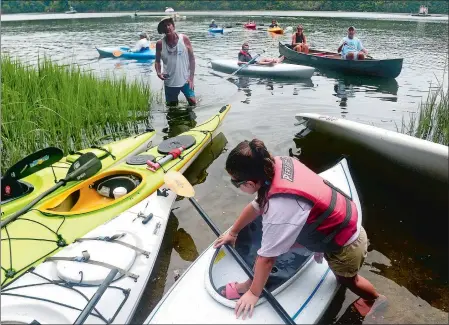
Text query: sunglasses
230 178 247 188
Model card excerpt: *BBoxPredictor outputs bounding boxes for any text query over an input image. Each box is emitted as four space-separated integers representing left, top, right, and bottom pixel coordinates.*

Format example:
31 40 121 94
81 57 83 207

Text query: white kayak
1 184 177 324
211 59 315 78
146 157 361 324
295 113 449 181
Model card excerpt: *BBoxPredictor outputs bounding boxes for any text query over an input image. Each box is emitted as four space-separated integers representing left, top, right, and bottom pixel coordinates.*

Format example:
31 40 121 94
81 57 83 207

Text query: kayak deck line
292 268 331 320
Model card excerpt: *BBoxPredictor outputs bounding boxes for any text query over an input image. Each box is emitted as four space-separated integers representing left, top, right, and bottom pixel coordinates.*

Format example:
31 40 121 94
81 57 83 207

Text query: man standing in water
155 16 196 107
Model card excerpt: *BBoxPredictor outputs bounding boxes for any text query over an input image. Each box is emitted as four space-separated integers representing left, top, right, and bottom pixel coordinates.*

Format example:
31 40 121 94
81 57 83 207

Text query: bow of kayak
1 105 231 286
211 59 315 78
146 157 361 324
1 130 155 220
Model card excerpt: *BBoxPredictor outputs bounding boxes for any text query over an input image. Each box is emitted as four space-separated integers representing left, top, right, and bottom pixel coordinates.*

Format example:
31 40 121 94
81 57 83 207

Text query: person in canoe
291 24 309 54
238 42 284 66
209 19 218 28
155 16 196 106
128 32 150 52
337 26 368 60
214 139 387 320
269 19 279 28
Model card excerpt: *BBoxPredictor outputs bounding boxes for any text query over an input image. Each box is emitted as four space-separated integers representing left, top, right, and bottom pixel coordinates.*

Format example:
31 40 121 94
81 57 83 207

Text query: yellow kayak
268 27 284 34
1 104 230 286
1 130 156 220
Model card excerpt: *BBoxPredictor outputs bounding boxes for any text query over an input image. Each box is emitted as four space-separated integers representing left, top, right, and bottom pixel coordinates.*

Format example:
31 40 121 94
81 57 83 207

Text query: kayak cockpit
208 215 314 299
39 170 143 215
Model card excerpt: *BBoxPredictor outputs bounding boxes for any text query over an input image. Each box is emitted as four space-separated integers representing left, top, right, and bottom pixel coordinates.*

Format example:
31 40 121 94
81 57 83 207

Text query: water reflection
162 106 198 139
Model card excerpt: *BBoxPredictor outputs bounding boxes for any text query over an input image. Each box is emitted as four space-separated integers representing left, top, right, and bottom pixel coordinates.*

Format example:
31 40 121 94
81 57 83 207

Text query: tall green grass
1 55 152 173
400 79 449 146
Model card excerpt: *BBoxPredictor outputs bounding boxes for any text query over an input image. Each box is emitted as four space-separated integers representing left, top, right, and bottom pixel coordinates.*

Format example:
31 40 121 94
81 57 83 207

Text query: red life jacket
239 50 252 61
267 156 358 253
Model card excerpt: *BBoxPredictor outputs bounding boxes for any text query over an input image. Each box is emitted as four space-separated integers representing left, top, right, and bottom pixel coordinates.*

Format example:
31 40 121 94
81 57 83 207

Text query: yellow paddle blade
164 170 195 197
112 50 123 57
150 43 156 49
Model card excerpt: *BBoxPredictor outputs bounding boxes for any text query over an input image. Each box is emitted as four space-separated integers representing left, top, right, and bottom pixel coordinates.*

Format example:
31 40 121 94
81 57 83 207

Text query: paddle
163 171 296 325
1 152 102 228
3 147 64 181
230 49 266 77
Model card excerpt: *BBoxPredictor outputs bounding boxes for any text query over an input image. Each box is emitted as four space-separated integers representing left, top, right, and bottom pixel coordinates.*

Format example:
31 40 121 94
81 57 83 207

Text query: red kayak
244 22 256 30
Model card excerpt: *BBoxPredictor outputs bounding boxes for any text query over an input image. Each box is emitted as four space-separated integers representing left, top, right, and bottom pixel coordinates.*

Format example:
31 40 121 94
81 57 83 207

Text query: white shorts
342 51 363 60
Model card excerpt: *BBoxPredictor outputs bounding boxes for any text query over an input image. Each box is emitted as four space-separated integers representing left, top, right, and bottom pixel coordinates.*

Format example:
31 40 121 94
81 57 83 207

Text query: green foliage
1 55 152 172
2 0 448 14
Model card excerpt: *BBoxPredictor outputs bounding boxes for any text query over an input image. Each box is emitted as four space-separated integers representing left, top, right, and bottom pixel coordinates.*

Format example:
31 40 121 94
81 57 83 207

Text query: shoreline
2 10 448 22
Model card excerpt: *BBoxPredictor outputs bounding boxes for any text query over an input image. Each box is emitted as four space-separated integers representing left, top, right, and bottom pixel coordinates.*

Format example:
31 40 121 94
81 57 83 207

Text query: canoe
0 105 231 286
244 23 256 30
295 113 449 182
268 27 284 34
279 42 403 78
146 157 361 324
96 46 156 60
209 28 224 34
211 59 315 78
1 130 156 220
1 182 177 324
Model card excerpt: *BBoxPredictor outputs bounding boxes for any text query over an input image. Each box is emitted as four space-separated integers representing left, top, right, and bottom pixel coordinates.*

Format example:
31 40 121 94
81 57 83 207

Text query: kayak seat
1 177 34 204
40 171 142 215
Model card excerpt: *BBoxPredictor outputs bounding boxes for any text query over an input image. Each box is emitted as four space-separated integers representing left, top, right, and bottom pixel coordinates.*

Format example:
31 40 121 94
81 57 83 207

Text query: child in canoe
214 139 387 320
238 42 284 66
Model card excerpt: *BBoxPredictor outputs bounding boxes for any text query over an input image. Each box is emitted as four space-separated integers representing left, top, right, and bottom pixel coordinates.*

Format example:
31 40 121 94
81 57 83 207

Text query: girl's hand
235 290 259 319
213 232 237 248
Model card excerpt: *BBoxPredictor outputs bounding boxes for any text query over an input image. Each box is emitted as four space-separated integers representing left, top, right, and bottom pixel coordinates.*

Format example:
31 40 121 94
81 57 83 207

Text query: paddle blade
164 171 195 197
113 50 123 57
4 147 64 180
65 152 102 182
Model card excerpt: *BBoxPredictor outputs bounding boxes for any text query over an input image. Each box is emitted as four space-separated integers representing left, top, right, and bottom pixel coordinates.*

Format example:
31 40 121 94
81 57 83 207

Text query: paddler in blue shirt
337 26 369 60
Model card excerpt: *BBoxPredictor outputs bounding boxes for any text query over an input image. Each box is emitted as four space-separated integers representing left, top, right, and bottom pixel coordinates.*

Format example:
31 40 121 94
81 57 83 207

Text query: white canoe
211 59 315 78
295 113 449 181
146 157 362 324
1 185 177 324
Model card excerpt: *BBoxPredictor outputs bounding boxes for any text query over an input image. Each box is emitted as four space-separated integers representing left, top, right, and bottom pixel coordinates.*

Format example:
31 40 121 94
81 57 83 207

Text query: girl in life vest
214 139 386 320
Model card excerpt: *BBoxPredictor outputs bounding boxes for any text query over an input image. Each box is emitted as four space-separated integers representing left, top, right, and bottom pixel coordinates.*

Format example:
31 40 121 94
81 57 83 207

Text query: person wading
155 16 196 107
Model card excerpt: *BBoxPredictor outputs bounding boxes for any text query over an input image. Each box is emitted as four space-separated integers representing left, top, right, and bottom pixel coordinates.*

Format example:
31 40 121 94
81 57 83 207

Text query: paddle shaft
1 180 64 228
187 197 296 325
230 50 266 76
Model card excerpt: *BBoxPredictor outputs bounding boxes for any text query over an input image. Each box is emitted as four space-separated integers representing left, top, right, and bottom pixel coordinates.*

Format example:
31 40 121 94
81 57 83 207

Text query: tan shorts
324 226 368 277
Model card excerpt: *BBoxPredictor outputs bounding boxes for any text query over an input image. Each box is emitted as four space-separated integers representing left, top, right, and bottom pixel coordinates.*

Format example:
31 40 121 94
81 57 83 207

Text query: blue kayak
96 46 156 60
208 28 224 34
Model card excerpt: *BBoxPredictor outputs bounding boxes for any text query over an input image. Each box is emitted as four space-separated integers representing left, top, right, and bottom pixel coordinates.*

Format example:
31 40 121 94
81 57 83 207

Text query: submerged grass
400 74 449 146
1 55 152 173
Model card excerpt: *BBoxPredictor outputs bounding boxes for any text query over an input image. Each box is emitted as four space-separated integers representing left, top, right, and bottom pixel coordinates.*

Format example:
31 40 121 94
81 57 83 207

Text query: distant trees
1 0 448 14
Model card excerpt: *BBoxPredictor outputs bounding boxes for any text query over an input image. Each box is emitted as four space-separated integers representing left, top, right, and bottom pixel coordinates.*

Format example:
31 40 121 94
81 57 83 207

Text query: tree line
1 0 448 14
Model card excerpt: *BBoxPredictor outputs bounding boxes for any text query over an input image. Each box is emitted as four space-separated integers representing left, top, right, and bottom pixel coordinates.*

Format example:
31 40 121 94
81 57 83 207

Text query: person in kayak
214 139 387 320
338 26 368 60
291 24 309 54
269 19 279 28
155 16 196 106
238 42 284 66
129 32 150 52
209 19 218 28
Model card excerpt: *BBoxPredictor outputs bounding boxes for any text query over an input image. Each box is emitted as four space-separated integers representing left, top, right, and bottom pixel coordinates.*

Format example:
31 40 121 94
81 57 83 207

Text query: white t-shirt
131 38 150 52
339 36 364 56
252 194 360 257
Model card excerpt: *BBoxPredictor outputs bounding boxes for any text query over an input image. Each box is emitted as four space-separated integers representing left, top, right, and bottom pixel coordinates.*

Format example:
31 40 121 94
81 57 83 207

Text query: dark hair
225 139 275 212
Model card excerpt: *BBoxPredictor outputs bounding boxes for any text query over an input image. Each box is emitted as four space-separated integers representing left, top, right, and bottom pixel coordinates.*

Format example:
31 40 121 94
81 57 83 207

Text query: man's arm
183 35 195 81
154 40 164 78
337 39 346 53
